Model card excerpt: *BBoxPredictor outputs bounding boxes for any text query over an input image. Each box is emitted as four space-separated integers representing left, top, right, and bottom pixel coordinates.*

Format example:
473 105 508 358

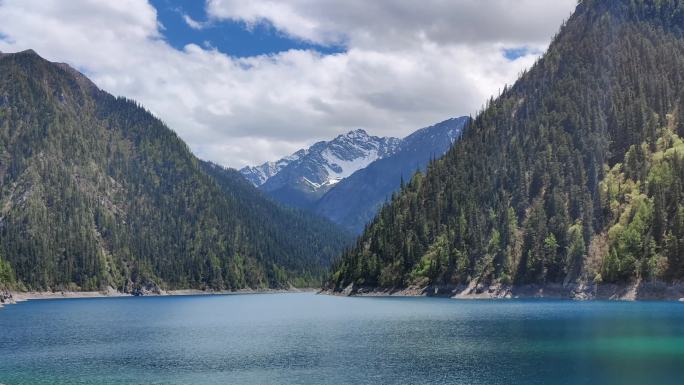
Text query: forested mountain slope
0 50 352 292
330 0 684 292
200 161 352 275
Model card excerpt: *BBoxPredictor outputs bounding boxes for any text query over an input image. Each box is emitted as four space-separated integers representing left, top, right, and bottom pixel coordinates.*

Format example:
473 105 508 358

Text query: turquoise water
1 293 684 384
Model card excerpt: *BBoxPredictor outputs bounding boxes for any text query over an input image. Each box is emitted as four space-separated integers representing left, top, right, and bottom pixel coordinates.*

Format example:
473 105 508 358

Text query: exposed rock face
0 288 14 305
129 280 162 296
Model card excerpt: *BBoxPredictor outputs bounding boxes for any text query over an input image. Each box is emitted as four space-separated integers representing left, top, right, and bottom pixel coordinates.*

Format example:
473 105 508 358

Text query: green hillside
0 50 351 292
330 0 684 291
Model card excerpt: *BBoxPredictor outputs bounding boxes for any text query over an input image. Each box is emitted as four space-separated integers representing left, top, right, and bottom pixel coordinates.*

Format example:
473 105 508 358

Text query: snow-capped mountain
240 129 401 209
239 118 467 215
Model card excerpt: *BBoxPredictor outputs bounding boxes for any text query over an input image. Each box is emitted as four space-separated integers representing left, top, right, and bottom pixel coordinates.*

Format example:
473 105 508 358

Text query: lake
1 293 684 384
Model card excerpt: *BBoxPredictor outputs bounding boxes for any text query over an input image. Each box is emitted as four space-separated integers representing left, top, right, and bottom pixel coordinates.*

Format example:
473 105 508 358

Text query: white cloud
206 0 575 49
0 0 577 168
182 13 208 30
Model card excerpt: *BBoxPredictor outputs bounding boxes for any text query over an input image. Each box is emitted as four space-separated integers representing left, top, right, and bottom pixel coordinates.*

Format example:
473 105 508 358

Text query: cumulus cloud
0 0 576 168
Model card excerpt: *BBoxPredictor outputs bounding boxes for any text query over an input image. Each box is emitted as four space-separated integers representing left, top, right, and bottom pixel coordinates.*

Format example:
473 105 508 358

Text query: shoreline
322 281 684 302
4 282 684 307
0 287 317 308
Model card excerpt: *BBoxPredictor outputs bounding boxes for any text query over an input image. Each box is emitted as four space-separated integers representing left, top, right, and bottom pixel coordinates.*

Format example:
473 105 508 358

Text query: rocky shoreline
0 287 316 309
0 288 13 308
323 281 684 301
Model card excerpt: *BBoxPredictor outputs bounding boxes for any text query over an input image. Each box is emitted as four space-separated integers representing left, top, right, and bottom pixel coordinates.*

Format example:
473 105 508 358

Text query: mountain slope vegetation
0 50 352 292
330 0 684 291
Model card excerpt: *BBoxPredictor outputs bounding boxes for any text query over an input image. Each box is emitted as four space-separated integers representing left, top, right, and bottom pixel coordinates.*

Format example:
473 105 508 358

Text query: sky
0 0 577 168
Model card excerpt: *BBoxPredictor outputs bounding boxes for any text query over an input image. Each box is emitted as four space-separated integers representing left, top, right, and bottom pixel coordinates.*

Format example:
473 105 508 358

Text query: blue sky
153 0 530 61
0 0 577 167
503 47 539 61
151 0 344 57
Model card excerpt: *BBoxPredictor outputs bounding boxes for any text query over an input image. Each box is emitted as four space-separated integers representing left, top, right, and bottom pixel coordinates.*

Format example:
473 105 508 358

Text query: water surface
1 293 683 384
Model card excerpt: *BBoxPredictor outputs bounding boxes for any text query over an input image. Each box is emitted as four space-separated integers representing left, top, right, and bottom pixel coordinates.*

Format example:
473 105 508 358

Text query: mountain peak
241 128 403 209
0 49 43 61
0 48 97 92
339 128 369 140
241 128 400 189
18 48 39 56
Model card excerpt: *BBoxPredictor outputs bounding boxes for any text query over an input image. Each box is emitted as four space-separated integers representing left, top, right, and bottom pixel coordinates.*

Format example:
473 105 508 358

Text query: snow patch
321 147 380 180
